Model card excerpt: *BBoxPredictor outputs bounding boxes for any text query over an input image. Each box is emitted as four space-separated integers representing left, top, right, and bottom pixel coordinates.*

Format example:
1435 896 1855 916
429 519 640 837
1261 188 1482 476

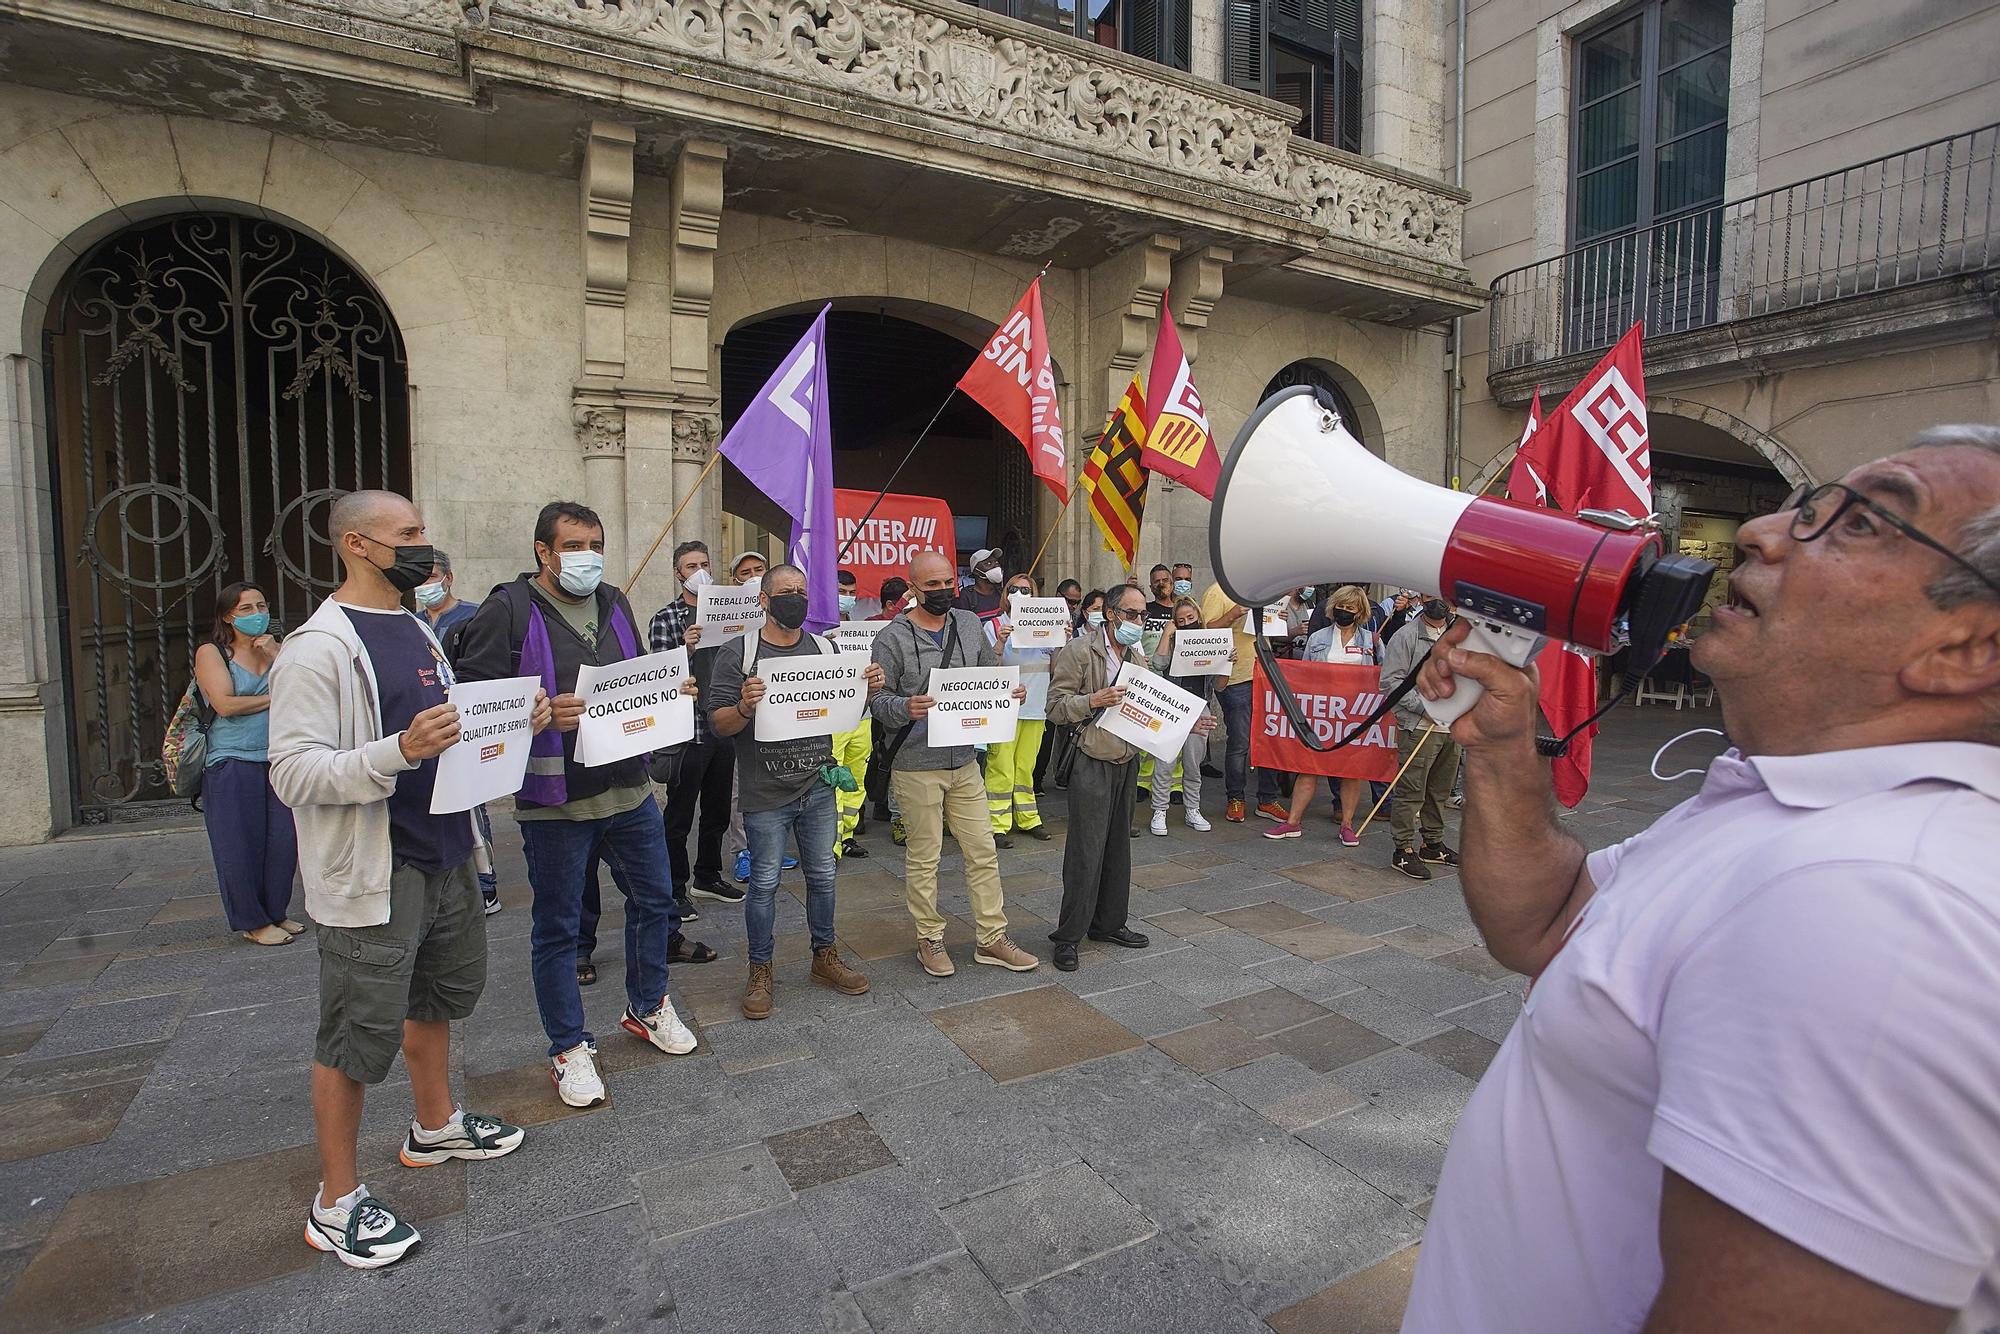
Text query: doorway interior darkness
43 213 410 822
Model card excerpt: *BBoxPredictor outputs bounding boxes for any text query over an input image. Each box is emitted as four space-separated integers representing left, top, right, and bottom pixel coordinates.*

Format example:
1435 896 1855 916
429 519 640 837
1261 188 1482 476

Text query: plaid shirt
648 598 710 744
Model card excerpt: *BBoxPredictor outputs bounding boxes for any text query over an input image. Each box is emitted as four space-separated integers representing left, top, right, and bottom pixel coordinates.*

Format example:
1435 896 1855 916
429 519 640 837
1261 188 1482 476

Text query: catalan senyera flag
1138 290 1221 499
1079 375 1149 566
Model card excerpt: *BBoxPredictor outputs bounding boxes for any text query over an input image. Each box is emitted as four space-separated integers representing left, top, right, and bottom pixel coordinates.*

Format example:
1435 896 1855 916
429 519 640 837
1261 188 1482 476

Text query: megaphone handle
1421 618 1548 728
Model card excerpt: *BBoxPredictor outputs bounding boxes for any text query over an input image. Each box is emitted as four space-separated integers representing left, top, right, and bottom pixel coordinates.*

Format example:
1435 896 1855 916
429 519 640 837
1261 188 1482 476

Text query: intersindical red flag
957 277 1068 503
1138 292 1221 499
1505 323 1653 806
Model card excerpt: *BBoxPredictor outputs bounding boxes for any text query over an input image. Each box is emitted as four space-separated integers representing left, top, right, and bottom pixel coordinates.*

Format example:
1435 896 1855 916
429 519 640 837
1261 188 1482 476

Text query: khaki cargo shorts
315 859 487 1084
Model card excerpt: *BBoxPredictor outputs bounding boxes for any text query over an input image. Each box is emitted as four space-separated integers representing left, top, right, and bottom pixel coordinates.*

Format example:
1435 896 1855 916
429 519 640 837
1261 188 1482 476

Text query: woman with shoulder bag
1147 598 1218 836
192 581 300 946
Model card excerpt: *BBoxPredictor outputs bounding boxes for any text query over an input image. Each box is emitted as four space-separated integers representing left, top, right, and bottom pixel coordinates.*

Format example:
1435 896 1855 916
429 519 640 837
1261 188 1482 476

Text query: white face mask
682 567 712 591
413 580 447 609
557 550 604 597
983 564 1005 584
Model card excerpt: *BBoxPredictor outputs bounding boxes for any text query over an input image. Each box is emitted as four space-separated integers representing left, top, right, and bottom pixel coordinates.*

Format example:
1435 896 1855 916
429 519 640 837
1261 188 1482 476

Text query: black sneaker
675 893 700 923
842 838 870 859
1420 841 1460 866
690 879 745 904
1392 847 1432 881
994 834 1014 849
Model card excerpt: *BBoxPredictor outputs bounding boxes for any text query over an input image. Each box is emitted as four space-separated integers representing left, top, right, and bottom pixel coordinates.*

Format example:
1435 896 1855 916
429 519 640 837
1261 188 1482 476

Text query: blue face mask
1172 578 1192 597
1085 610 1105 628
1114 620 1144 647
838 593 857 616
556 550 604 597
233 611 270 637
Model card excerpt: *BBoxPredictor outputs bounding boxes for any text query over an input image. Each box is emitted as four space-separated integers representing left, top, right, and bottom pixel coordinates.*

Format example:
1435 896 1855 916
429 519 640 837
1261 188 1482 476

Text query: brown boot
742 962 775 1020
810 945 871 995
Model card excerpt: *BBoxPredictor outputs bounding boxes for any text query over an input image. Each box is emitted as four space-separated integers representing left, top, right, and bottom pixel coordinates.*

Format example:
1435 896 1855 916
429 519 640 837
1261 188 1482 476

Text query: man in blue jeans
708 563 883 1019
453 501 698 1108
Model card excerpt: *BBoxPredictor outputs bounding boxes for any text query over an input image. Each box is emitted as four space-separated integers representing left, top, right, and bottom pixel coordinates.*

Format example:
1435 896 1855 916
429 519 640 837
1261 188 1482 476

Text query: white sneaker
1149 812 1168 836
1185 810 1212 832
550 1041 606 1107
621 999 697 1055
305 1187 421 1269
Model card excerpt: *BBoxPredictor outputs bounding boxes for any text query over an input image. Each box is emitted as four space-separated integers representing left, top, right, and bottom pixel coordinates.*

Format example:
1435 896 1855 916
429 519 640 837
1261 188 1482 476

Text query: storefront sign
572 648 694 767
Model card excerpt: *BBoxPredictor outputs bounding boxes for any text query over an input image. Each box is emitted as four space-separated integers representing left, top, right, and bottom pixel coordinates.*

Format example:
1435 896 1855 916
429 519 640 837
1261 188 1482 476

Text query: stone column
0 353 61 844
669 142 728 549
1080 235 1179 589
578 121 635 570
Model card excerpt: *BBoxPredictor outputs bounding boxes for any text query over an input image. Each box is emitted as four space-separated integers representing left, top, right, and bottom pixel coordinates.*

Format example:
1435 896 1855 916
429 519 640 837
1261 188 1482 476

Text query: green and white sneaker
305 1188 420 1269
399 1109 525 1168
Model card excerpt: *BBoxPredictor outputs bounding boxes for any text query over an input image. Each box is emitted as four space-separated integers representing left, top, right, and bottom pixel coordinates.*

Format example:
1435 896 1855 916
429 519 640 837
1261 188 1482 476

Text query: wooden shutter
1224 0 1265 93
1127 0 1160 62
1166 0 1191 70
1338 39 1362 152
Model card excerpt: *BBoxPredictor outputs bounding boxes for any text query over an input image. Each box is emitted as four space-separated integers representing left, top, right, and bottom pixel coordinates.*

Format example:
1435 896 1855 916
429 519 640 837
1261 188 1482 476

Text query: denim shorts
314 859 487 1084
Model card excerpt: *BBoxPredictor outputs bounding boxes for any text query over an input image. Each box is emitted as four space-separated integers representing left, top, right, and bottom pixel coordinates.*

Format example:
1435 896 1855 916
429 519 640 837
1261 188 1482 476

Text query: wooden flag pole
1026 502 1067 578
627 450 724 589
1354 724 1441 839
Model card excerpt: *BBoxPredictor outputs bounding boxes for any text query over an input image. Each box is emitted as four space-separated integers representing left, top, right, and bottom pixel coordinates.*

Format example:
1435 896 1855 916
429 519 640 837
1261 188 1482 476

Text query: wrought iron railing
1487 123 1998 372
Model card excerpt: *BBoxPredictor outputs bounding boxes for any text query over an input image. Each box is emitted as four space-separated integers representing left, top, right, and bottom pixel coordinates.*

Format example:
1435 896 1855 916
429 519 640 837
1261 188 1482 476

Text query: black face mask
357 534 436 593
1330 609 1358 627
919 588 956 615
766 593 809 630
1422 599 1450 622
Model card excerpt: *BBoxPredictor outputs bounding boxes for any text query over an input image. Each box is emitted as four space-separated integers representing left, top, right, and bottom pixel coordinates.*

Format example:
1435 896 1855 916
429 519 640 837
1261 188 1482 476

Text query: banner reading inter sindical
834 489 956 598
1250 661 1400 782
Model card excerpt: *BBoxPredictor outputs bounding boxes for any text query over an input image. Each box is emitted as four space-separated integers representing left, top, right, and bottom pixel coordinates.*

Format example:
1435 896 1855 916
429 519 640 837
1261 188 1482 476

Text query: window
970 0 1187 70
1225 0 1362 151
1568 0 1732 347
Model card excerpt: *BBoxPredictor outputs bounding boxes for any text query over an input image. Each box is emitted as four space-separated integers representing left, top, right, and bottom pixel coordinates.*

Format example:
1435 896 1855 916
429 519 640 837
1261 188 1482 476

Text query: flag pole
627 450 725 589
1353 725 1441 839
835 387 959 565
1025 495 1069 577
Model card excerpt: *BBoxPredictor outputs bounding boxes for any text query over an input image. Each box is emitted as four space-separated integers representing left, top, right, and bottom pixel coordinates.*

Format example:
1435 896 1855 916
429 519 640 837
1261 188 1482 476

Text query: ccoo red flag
1505 386 1546 505
957 277 1068 503
1138 291 1221 499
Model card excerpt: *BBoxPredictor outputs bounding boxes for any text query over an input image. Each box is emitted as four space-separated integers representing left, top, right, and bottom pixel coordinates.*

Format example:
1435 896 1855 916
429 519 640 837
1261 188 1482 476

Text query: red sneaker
1263 821 1304 839
1256 802 1289 822
1225 799 1246 823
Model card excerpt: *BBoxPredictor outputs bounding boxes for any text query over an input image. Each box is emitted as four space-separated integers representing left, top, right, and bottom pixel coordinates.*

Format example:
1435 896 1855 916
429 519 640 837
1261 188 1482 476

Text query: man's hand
399 702 461 761
1011 683 1029 703
551 692 586 733
1088 685 1126 709
683 679 699 703
862 662 885 697
907 692 935 720
529 688 554 736
737 675 766 714
1414 620 1542 751
682 624 702 649
1192 714 1218 737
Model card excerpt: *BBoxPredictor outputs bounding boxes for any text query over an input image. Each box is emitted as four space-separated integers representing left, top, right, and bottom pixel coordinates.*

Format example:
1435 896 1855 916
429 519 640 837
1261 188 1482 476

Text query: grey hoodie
268 597 477 928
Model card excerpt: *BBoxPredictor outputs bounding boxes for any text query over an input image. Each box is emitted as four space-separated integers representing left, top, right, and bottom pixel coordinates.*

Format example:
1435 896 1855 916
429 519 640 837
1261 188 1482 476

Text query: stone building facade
0 0 1480 841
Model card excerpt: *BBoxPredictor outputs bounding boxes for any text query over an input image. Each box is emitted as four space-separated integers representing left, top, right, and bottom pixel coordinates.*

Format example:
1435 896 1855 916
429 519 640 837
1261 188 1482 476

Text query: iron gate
45 214 409 821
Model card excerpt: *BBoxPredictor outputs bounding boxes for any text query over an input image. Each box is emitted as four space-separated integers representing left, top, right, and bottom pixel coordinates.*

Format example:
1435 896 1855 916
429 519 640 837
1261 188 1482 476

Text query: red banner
956 277 1068 503
834 489 956 600
1250 661 1401 782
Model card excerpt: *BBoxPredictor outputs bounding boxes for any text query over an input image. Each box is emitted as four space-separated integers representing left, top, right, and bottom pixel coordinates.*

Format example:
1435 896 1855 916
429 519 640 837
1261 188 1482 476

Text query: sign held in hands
1098 661 1205 762
1007 595 1071 649
572 649 694 767
697 583 765 646
830 620 891 655
754 658 870 742
429 675 537 813
924 666 1020 745
1168 628 1235 676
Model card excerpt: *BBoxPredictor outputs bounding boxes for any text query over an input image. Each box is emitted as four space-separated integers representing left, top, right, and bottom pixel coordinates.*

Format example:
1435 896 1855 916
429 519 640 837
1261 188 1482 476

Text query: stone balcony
0 0 1482 325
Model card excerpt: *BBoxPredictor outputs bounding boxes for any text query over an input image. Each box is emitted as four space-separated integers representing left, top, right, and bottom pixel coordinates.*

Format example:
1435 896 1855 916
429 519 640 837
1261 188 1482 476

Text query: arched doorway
1648 413 1792 633
719 308 1036 591
1261 359 1380 457
44 213 410 821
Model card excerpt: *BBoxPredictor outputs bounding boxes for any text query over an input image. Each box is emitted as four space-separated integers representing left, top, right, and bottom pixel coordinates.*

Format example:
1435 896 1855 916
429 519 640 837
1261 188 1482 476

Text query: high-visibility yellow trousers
1137 752 1183 795
984 719 1046 833
831 719 872 859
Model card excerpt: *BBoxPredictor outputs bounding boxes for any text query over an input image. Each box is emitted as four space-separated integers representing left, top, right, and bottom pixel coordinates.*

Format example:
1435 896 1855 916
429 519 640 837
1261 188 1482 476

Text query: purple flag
718 306 838 632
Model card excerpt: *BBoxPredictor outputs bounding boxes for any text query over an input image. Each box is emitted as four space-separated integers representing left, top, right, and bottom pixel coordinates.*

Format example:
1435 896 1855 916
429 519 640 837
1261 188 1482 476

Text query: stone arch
1258 357 1387 458
1647 396 1811 485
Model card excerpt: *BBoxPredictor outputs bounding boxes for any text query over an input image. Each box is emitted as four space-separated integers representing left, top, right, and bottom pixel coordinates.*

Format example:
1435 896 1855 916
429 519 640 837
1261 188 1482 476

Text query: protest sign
430 675 537 813
830 620 890 656
572 649 693 767
1019 662 1051 721
697 582 764 645
1099 661 1204 762
834 489 956 597
1007 595 1071 649
1168 628 1235 676
755 658 869 742
1249 660 1400 781
1243 602 1289 637
924 666 1019 745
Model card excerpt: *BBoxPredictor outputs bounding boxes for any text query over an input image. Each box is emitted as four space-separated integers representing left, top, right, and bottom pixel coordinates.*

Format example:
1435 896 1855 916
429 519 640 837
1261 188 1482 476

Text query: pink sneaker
1264 821 1304 839
1339 824 1360 847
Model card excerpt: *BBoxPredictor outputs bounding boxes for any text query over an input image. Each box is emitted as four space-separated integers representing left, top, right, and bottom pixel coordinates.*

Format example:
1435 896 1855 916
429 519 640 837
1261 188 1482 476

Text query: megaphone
1210 386 1714 732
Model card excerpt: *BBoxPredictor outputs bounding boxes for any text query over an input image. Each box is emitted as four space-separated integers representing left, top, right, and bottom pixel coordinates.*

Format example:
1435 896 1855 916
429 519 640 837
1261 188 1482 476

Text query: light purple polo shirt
1405 742 2000 1333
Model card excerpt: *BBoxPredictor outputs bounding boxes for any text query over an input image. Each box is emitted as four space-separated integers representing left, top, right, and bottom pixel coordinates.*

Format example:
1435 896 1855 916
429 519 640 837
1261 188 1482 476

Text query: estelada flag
1249 660 1401 783
957 277 1068 503
1078 376 1149 566
1138 291 1220 499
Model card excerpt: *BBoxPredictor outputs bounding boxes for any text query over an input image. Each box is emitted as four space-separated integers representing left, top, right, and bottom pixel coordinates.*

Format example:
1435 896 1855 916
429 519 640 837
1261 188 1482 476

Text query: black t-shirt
342 606 473 874
1144 598 1175 630
706 633 835 814
957 585 1005 622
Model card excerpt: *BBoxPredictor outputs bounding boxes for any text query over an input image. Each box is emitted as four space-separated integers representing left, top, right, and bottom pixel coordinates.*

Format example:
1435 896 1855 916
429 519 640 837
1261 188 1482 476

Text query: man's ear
1900 608 2000 698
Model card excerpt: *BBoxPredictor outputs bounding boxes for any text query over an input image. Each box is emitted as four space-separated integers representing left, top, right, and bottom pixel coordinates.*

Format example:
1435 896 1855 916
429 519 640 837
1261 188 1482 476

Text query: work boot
811 945 871 995
742 962 775 1020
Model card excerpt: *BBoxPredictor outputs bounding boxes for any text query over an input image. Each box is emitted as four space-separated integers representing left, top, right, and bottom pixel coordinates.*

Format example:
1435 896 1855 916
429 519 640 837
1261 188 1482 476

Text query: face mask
838 593 857 615
1085 610 1105 628
357 535 436 593
1114 620 1144 647
1423 598 1450 621
683 568 712 591
920 587 956 615
556 550 604 598
413 581 447 609
233 611 271 637
1330 609 1357 627
767 593 809 630
983 565 1005 585
1172 579 1192 597
1297 587 1316 602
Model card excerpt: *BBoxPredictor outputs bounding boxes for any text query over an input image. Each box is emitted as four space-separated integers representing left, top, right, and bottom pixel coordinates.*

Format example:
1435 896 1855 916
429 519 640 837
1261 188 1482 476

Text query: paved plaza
0 705 1723 1332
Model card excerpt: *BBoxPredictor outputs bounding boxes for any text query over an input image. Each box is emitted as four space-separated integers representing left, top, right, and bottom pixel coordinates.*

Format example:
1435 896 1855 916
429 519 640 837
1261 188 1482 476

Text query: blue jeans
518 795 674 1056
742 783 839 966
1220 678 1285 804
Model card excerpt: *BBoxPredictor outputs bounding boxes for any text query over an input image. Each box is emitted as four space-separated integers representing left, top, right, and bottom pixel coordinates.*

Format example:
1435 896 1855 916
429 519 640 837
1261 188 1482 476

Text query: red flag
1505 387 1546 504
1138 292 1221 498
957 277 1068 503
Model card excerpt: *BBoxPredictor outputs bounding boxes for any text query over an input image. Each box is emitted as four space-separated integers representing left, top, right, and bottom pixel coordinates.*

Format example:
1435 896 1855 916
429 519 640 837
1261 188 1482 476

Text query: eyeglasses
1110 607 1146 622
1783 483 2000 598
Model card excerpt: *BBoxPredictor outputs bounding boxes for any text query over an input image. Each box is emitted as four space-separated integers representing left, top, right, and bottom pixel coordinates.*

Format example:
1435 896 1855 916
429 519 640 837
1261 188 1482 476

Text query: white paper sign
1100 660 1204 762
1243 602 1289 638
1020 662 1051 722
755 658 869 742
830 620 890 656
430 675 537 813
1007 595 1071 649
572 648 694 767
925 666 1020 746
1169 628 1236 676
697 583 765 646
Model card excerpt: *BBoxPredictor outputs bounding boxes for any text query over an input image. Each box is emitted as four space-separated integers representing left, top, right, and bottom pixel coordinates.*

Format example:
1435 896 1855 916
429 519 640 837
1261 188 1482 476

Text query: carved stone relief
671 412 720 461
575 405 627 458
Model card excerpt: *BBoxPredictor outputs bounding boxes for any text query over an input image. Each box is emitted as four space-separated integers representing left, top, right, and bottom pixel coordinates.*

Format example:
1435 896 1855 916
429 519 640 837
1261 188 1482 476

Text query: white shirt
1405 742 2000 1333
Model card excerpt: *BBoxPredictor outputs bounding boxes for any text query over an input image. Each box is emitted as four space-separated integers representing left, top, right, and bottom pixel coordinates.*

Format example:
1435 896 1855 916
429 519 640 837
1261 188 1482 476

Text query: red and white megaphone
1210 386 1712 731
